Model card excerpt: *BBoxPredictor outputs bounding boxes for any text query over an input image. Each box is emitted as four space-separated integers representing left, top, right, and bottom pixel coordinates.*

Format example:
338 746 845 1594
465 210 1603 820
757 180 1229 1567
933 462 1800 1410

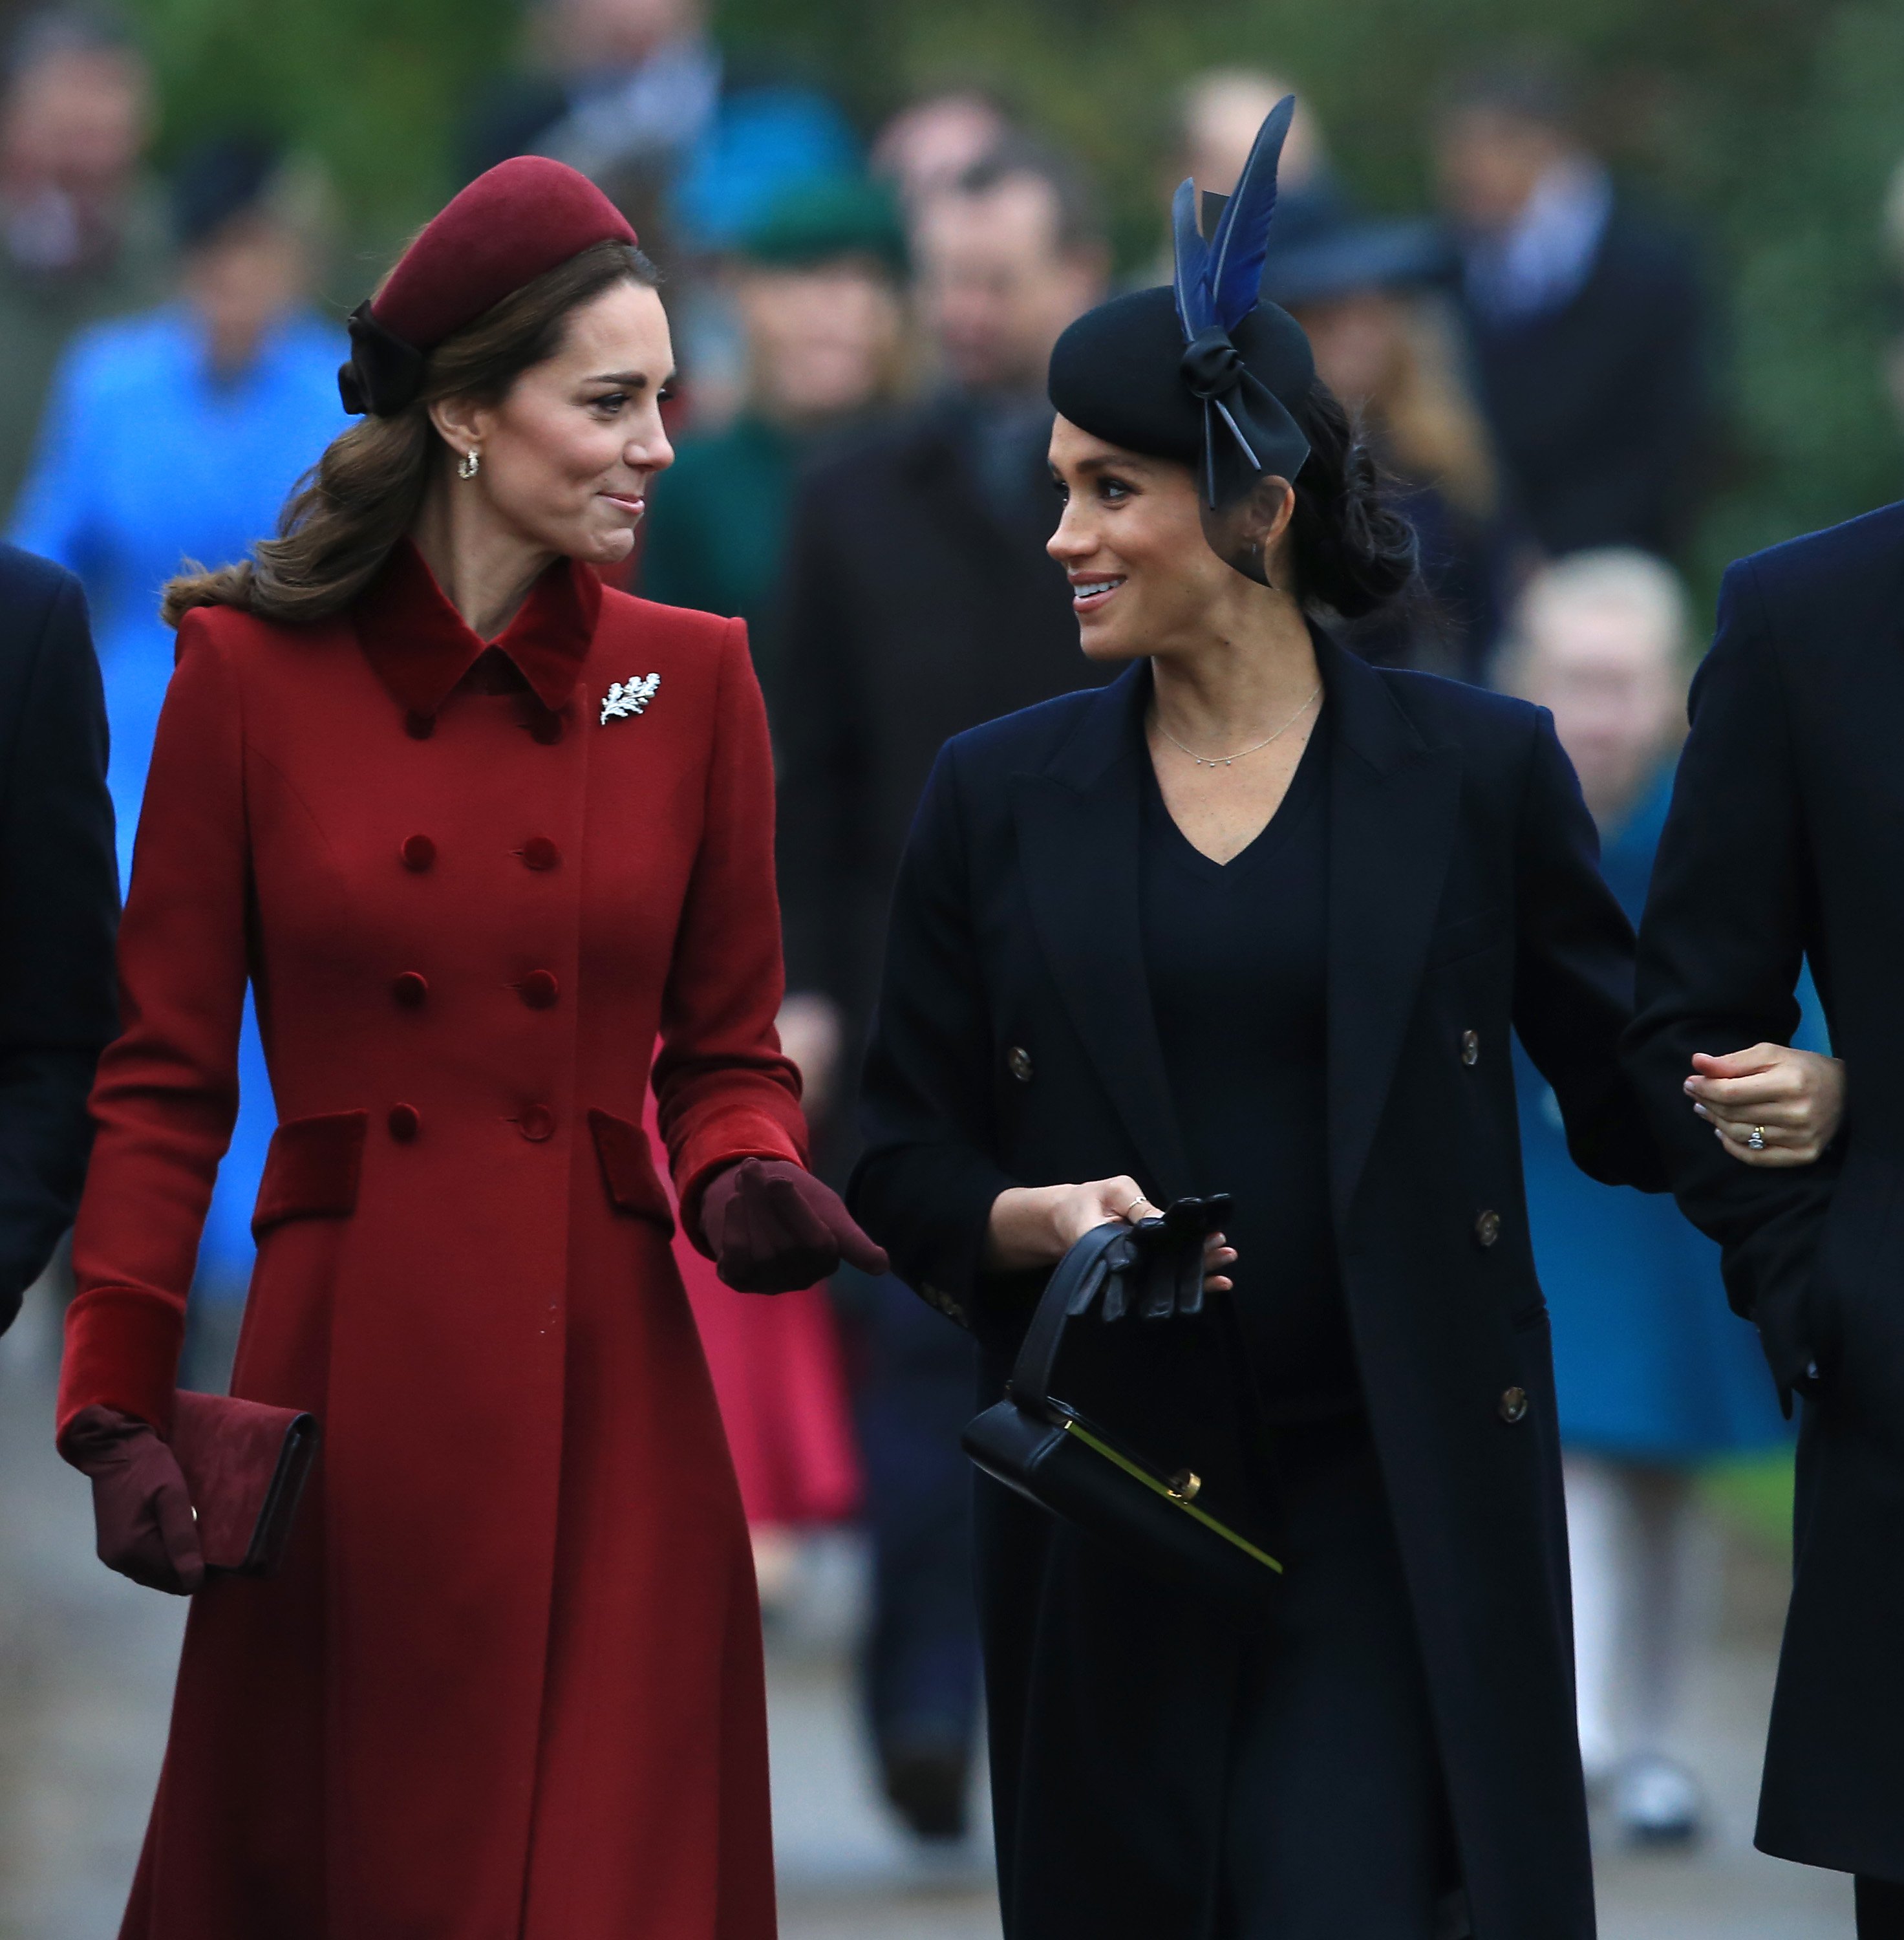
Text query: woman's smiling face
1045 414 1281 660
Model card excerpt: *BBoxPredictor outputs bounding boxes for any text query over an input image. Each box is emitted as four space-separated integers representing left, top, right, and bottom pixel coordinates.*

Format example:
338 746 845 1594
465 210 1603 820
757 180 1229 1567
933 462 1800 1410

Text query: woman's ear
1198 475 1296 588
427 395 486 464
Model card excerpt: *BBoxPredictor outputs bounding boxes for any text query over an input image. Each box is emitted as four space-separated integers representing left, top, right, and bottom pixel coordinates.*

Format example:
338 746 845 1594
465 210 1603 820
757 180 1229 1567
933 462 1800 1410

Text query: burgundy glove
700 1158 890 1294
59 1405 205 1595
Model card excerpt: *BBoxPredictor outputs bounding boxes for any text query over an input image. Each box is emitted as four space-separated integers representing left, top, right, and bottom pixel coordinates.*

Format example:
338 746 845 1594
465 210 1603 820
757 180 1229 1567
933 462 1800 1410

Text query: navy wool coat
1627 501 1904 1881
0 543 116 1330
851 637 1663 1940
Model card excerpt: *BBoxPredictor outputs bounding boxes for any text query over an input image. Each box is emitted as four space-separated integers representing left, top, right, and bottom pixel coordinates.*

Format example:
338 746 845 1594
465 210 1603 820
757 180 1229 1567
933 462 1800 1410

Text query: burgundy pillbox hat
338 156 639 417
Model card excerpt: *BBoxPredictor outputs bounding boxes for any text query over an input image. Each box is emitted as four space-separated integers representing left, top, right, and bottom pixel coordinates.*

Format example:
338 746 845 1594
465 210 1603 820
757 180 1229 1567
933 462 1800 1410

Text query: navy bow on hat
1171 96 1313 506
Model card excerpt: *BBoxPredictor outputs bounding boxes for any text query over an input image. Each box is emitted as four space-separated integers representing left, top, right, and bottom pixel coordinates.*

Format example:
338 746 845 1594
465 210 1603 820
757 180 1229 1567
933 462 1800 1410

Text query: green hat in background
736 177 909 278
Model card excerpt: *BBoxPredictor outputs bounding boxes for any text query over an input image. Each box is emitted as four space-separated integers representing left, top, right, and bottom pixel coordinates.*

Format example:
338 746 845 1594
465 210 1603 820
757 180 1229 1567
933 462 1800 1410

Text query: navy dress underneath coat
1515 762 1792 1460
852 638 1663 1940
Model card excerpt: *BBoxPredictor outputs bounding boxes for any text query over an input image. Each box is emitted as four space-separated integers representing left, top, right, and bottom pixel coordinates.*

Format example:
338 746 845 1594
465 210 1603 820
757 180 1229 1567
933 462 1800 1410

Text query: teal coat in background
1514 761 1799 1458
640 416 796 689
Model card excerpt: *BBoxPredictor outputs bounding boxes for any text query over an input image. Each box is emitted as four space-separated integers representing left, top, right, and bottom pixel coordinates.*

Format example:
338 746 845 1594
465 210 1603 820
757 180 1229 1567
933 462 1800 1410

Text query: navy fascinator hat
1048 97 1315 512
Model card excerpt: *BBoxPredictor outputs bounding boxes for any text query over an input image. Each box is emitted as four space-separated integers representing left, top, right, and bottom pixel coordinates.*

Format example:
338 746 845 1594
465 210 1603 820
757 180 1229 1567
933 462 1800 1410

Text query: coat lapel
1012 663 1193 1200
1322 638 1464 1226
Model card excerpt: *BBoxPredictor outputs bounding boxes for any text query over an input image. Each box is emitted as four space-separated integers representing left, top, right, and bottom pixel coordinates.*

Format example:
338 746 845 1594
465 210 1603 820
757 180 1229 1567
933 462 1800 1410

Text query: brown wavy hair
162 239 658 628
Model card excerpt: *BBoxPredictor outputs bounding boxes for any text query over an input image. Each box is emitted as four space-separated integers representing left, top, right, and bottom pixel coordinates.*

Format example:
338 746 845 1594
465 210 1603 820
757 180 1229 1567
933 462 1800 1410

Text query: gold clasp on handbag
1166 1469 1201 1503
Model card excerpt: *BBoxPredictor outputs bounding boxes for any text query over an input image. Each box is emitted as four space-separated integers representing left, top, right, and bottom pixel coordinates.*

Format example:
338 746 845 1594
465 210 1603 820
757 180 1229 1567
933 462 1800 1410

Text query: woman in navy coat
850 105 1837 1939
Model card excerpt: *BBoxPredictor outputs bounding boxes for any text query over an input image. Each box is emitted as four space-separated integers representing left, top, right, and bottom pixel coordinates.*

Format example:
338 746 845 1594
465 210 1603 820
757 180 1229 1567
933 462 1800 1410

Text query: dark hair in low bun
1285 380 1419 621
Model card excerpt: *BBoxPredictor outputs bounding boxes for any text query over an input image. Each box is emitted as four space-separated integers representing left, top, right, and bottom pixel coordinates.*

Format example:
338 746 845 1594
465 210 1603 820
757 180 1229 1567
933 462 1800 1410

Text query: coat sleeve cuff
56 1285 186 1443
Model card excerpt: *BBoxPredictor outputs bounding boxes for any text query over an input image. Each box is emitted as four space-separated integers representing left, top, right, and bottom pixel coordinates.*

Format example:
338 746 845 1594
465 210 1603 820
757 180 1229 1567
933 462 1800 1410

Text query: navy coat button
1460 1029 1481 1066
1007 1046 1034 1084
1499 1386 1530 1424
518 1104 555 1141
388 1103 421 1141
405 710 435 740
392 971 429 1009
520 969 559 1009
521 836 560 872
1475 1209 1502 1247
401 834 436 872
529 713 564 745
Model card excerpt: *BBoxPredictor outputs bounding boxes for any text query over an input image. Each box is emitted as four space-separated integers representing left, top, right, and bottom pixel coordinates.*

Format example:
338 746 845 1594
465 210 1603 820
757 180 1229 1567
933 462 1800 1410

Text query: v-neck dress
1139 724 1464 1937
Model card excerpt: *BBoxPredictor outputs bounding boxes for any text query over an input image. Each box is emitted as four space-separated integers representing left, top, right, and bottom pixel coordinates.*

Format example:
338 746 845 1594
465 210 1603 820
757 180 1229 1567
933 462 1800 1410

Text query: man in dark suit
773 134 1109 1842
1435 54 1713 559
0 543 117 1332
1625 502 1904 1935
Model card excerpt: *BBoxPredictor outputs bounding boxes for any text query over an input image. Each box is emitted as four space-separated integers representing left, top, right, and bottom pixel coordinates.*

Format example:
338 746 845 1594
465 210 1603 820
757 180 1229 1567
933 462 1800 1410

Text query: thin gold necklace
1153 683 1321 770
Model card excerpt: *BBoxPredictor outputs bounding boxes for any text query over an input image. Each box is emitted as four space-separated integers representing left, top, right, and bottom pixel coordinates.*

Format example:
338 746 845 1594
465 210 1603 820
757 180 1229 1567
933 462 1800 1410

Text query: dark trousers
1859 1877 1904 1938
1221 1414 1465 1939
852 1271 983 1763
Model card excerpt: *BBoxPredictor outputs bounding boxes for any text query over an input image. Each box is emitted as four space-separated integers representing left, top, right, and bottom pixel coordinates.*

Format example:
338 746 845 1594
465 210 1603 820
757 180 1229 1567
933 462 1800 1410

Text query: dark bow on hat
1171 95 1312 509
337 301 427 417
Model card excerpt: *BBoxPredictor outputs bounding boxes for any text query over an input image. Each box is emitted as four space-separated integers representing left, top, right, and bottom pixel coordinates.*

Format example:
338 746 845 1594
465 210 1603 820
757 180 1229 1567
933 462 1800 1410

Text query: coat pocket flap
252 1111 369 1238
588 1109 676 1234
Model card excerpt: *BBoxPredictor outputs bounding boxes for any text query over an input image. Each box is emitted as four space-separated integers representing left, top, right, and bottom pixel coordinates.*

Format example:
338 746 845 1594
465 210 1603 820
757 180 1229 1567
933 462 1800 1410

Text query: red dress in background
646 1089 861 1527
58 544 800 1939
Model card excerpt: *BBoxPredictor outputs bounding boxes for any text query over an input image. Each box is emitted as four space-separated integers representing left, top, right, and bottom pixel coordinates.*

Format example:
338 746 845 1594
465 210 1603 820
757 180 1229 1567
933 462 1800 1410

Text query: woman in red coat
53 156 884 1939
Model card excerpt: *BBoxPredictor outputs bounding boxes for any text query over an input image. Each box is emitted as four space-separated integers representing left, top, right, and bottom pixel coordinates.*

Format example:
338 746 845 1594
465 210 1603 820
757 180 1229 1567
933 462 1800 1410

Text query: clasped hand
1684 1043 1845 1167
985 1176 1236 1317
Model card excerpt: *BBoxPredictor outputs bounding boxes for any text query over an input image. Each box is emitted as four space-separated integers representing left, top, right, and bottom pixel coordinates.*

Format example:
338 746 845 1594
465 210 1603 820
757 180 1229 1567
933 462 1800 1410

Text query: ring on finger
1747 1125 1767 1150
1124 1194 1153 1219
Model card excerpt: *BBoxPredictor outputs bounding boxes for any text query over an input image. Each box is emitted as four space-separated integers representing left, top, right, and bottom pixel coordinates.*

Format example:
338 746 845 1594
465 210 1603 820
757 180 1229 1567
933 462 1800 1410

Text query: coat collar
351 539 603 720
1014 633 1464 1225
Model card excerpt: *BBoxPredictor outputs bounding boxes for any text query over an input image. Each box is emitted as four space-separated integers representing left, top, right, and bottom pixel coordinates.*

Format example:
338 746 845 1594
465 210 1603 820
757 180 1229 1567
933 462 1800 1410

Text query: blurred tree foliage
122 0 1904 582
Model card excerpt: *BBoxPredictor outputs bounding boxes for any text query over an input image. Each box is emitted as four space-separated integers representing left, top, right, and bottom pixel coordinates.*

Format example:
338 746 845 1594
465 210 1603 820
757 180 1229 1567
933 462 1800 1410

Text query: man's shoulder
1734 501 1904 606
0 543 76 614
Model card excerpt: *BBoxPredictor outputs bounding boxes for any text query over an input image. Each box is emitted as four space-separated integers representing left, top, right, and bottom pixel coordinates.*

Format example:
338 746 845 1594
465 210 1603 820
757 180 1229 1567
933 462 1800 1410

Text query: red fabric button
528 712 564 746
404 711 436 740
518 1104 555 1142
400 834 436 872
388 1103 421 1141
521 836 560 872
519 969 559 1009
392 971 429 1009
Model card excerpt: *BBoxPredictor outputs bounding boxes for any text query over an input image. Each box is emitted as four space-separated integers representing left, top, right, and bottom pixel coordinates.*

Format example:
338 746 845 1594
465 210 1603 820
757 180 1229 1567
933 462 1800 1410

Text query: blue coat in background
1514 759 1800 1458
10 304 346 1297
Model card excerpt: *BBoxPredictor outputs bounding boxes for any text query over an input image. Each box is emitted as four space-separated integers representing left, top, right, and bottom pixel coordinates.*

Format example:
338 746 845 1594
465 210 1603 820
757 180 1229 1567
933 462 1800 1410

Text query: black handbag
962 1220 1284 1619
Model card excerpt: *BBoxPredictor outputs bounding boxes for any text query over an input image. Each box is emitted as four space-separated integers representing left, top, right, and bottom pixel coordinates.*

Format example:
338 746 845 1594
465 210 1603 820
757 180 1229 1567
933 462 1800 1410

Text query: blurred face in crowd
915 173 1104 393
184 212 314 378
1507 576 1685 823
872 92 1009 212
433 279 676 570
0 43 149 204
1179 70 1322 197
546 0 701 68
734 257 904 423
1435 106 1570 230
1047 415 1293 664
1292 290 1406 409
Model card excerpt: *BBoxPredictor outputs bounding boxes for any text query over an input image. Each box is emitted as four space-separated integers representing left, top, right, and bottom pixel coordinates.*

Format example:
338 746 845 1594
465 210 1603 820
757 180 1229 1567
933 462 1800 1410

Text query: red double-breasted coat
57 543 807 1939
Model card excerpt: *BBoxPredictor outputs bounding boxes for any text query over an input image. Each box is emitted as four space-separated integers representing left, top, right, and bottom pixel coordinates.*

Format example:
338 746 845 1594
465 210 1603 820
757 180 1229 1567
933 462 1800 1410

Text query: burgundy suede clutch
167 1392 319 1578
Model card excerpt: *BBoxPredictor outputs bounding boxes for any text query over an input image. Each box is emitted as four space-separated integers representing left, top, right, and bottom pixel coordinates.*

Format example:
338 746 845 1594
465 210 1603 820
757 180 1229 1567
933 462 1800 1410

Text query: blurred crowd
0 0 1855 1866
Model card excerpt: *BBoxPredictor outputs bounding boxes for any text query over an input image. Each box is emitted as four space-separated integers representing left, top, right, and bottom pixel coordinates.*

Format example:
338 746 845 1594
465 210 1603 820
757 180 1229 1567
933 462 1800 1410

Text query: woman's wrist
984 1185 1065 1273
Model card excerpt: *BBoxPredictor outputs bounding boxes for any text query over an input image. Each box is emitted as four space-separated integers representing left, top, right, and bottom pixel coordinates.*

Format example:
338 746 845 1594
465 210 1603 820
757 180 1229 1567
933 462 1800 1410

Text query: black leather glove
1065 1194 1233 1323
59 1405 204 1595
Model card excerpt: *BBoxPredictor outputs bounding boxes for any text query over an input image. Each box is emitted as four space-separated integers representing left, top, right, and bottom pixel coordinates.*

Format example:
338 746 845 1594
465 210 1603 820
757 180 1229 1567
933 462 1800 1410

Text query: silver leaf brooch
601 673 660 726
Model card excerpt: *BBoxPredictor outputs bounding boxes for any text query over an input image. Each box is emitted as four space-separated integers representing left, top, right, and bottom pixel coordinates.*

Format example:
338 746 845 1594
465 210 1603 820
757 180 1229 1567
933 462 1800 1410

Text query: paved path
0 1288 1855 1939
